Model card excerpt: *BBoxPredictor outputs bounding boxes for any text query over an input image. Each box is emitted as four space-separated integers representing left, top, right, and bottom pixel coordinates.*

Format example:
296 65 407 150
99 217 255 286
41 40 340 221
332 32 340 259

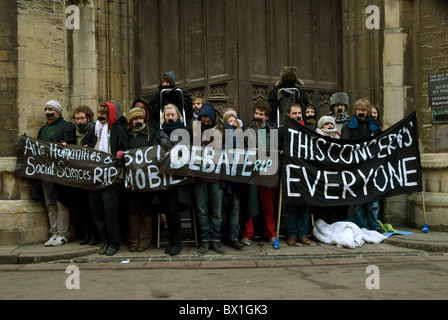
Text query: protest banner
282 112 422 206
122 145 193 192
158 143 280 187
14 135 120 190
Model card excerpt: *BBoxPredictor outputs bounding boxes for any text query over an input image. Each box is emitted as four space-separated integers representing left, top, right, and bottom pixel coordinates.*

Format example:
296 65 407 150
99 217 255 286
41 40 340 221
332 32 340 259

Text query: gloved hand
116 151 124 159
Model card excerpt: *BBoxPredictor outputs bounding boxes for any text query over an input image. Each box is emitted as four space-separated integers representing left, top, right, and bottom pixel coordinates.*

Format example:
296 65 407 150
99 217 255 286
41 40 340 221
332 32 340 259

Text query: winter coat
341 116 381 140
38 115 76 144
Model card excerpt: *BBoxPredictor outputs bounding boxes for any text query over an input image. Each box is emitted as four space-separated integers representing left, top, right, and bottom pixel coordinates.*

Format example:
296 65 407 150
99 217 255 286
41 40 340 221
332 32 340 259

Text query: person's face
355 108 368 120
200 115 213 126
371 108 378 120
305 107 315 117
254 108 268 127
132 117 145 127
44 107 59 120
74 112 88 125
97 108 108 124
193 99 203 116
161 79 171 87
227 116 238 127
333 104 346 115
322 122 334 130
164 108 178 122
288 106 302 121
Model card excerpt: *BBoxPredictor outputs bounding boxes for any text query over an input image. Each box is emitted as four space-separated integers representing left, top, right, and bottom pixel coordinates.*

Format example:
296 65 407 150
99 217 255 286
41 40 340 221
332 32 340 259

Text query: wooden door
134 0 342 123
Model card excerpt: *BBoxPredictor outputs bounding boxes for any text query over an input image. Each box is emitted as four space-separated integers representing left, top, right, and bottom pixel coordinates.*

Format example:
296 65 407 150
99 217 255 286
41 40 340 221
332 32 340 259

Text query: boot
198 240 210 254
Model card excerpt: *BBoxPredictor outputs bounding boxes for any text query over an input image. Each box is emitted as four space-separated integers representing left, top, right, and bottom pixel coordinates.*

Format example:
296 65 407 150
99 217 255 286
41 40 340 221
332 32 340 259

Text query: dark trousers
89 184 121 250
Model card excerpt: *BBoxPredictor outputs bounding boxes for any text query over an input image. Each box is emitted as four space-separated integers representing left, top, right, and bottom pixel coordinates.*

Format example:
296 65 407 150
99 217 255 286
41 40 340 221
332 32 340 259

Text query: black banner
158 144 279 187
14 135 120 190
283 111 422 206
122 145 194 192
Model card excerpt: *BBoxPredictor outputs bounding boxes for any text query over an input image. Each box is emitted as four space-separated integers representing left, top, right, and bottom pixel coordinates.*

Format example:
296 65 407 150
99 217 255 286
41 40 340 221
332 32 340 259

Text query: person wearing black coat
341 99 384 234
38 99 76 247
268 66 309 126
152 103 192 256
148 71 193 130
71 105 100 246
88 101 129 256
125 106 161 252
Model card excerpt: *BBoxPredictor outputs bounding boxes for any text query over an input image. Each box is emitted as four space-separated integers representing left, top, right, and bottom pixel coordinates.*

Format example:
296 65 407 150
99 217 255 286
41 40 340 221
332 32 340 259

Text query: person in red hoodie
89 101 129 256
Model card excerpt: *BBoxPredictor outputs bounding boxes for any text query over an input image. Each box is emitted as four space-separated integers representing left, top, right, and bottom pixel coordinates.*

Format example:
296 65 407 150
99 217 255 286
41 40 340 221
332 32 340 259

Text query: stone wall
0 0 135 245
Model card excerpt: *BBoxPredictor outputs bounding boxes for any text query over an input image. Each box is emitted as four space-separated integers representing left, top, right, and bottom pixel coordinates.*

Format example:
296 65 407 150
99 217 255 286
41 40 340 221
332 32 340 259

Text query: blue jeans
229 192 240 241
285 205 310 240
353 201 381 230
194 181 224 241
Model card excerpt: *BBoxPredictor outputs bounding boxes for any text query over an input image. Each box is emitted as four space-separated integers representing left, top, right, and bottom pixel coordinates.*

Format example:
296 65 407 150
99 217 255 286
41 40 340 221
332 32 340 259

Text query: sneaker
268 237 276 245
44 235 57 247
241 238 251 246
51 235 67 246
198 241 210 254
211 241 226 254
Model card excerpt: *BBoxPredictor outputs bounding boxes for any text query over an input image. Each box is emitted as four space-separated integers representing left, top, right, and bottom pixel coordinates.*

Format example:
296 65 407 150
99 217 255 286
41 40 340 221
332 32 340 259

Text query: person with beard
304 104 318 129
89 101 129 256
278 103 312 246
153 104 191 255
192 95 204 120
126 106 160 252
148 71 193 129
192 103 226 254
341 99 385 234
71 105 100 246
328 92 351 132
38 99 76 246
241 101 278 246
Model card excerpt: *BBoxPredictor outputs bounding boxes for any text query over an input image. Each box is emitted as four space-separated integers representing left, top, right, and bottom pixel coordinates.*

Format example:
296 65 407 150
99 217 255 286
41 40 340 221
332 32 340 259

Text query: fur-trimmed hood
275 66 305 87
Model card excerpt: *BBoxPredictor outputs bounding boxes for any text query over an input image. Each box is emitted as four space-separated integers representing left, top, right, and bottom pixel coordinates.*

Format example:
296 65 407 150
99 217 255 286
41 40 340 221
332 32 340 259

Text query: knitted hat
318 116 336 129
45 99 64 114
128 107 146 122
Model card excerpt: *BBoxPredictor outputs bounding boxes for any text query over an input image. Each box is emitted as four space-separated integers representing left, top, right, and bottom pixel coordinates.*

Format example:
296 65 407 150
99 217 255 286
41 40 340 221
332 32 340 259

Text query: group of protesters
36 66 386 256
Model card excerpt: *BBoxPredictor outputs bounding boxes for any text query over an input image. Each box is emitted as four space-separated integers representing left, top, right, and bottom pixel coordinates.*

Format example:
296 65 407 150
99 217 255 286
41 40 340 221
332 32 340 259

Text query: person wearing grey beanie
37 99 76 247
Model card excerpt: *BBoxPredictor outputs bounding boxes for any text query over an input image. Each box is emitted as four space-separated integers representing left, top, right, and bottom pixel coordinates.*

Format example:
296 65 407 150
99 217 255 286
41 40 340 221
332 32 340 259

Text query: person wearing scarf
341 99 384 234
316 116 341 139
38 99 76 247
89 101 129 256
126 107 160 252
153 104 191 255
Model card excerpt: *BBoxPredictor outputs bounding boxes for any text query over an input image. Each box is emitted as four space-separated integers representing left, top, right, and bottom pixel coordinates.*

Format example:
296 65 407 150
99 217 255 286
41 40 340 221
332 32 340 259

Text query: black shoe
98 244 108 255
89 236 100 245
229 240 244 250
170 244 182 256
164 245 173 254
79 236 90 245
198 241 210 254
106 246 119 256
211 241 226 254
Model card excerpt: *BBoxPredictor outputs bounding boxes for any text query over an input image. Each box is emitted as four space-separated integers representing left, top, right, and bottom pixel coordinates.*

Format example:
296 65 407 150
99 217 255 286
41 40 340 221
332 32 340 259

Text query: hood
198 104 216 123
164 71 176 84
